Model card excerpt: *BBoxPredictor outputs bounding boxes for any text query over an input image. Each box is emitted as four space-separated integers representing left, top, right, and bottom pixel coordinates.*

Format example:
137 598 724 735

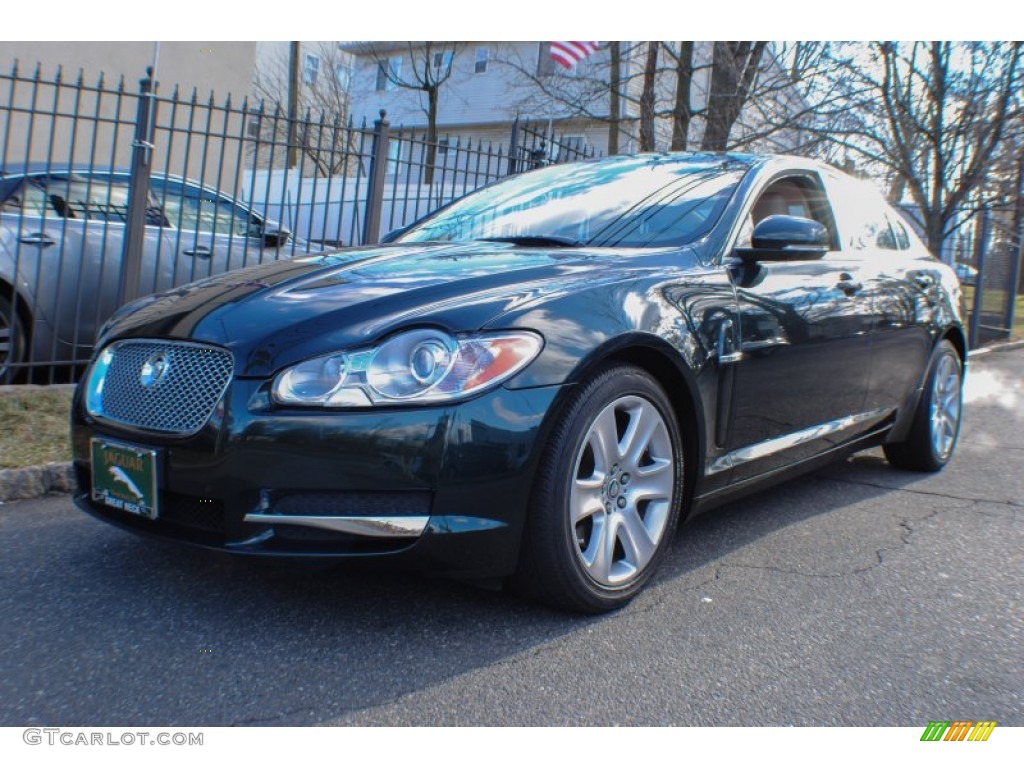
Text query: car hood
99 241 698 377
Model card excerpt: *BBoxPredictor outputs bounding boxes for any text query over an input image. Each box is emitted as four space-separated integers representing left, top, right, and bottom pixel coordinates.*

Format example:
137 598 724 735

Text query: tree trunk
701 41 766 152
671 42 694 151
607 42 621 156
425 85 438 186
639 42 659 152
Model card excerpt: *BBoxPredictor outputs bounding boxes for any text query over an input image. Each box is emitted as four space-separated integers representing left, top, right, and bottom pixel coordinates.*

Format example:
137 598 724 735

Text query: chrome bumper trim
242 512 429 538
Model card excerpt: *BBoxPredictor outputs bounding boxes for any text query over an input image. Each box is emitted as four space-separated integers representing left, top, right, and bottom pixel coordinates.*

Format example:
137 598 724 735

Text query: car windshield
394 156 748 248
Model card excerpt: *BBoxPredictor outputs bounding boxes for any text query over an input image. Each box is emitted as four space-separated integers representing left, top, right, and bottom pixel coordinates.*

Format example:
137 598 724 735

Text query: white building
343 41 806 159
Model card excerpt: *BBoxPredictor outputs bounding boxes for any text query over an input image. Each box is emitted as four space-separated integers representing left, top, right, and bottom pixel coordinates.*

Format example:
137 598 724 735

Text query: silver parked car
0 164 305 380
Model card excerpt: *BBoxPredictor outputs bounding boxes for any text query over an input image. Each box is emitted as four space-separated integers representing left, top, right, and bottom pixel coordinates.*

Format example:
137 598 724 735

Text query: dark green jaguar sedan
71 153 966 613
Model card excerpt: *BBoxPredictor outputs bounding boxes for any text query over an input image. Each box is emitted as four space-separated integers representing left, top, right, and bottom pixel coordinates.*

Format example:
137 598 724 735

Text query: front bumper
72 377 564 579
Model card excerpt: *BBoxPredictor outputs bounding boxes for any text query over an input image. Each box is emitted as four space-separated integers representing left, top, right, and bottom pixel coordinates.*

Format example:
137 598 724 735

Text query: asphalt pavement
0 349 1020 726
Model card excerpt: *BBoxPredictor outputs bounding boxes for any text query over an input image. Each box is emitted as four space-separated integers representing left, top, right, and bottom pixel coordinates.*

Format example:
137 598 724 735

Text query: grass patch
0 388 73 469
962 286 1024 341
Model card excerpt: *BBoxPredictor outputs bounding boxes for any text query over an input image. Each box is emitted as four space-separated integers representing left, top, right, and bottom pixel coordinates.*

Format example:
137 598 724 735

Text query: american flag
549 42 600 69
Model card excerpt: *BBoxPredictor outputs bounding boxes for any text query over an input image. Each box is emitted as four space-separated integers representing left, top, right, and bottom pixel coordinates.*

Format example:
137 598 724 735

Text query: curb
967 338 1024 358
0 462 75 503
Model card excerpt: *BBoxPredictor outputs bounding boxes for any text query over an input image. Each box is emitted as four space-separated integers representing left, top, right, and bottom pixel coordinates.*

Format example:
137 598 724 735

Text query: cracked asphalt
0 349 1020 726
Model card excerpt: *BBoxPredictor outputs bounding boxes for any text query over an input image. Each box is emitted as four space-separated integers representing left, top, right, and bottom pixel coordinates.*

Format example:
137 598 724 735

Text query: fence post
118 67 156 307
361 110 389 245
1006 154 1024 338
508 116 519 176
968 207 989 350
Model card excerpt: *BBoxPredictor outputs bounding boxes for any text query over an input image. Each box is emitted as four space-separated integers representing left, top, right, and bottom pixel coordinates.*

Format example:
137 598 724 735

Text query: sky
1 0 1015 42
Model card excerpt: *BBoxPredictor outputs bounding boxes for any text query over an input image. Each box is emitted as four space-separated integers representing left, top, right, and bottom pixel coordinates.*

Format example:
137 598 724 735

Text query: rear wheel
0 295 28 384
514 364 683 613
884 340 963 472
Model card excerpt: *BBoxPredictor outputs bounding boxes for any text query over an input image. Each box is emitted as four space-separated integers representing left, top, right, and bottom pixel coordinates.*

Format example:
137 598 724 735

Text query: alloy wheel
569 395 676 587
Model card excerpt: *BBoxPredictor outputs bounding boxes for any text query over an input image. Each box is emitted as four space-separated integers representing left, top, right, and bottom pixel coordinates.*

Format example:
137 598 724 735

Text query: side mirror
735 215 830 262
263 222 291 248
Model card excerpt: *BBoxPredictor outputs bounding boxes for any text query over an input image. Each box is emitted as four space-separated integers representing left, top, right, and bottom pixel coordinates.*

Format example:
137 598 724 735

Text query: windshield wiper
477 235 581 247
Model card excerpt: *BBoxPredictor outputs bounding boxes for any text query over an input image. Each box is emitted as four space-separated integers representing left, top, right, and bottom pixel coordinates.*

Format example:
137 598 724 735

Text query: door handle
19 233 56 247
184 246 212 258
836 273 862 295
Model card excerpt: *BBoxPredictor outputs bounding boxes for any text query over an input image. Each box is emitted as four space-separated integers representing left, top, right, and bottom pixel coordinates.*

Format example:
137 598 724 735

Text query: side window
155 182 260 237
739 176 838 249
828 174 900 251
42 175 132 222
0 181 51 216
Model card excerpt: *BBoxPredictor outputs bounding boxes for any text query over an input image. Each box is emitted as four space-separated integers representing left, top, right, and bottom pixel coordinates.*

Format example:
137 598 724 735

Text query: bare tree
252 42 355 174
638 42 660 151
669 42 694 151
809 41 1023 254
700 42 768 151
501 41 809 155
607 41 622 155
366 42 461 184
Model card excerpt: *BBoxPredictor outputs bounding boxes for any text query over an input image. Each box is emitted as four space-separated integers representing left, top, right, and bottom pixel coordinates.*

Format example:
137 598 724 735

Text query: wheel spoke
571 475 605 523
618 507 656 570
623 402 661 466
582 516 613 583
588 406 621 467
630 458 673 500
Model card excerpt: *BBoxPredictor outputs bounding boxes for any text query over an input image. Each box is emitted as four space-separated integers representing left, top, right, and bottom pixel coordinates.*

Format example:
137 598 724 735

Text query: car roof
0 161 132 177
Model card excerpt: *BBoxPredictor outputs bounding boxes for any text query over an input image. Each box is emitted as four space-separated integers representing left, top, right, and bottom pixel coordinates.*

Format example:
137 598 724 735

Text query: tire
883 340 963 472
0 294 28 384
514 364 684 613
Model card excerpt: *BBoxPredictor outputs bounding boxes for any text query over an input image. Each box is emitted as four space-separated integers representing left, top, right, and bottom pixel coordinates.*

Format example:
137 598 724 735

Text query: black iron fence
0 62 599 382
1 60 1018 384
964 204 1023 348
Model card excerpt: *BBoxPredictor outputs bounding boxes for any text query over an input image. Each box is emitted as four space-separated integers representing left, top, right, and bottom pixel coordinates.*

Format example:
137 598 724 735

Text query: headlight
272 329 543 407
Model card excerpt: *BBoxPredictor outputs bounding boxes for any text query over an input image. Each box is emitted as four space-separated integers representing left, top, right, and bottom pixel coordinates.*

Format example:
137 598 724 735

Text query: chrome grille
87 340 233 435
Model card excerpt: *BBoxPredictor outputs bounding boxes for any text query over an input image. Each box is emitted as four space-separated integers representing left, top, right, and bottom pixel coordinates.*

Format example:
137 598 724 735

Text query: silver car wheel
570 395 675 587
930 353 961 461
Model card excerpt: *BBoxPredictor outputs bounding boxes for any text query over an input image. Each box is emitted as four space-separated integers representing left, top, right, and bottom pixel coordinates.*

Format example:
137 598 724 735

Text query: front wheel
884 340 963 472
514 365 683 613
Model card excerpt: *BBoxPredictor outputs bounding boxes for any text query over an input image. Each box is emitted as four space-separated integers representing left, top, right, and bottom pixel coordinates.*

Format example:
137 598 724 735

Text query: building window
436 138 450 163
335 63 351 90
475 47 489 74
432 50 453 72
303 53 319 85
246 117 260 138
376 56 402 91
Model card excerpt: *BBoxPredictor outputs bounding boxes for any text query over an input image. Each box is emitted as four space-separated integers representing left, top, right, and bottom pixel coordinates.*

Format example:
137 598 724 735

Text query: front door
720 173 876 484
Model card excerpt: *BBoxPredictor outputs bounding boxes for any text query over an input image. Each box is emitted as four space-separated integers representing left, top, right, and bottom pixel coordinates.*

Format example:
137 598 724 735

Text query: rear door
823 173 935 414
